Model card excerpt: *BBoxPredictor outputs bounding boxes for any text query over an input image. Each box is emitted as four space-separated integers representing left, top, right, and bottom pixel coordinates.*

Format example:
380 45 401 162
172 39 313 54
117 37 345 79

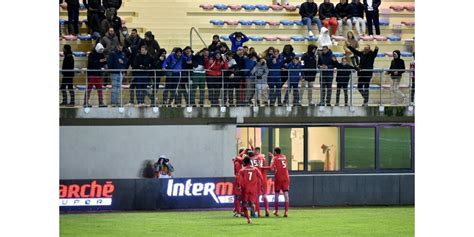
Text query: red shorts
261 175 268 195
232 180 241 195
241 189 258 203
274 179 289 192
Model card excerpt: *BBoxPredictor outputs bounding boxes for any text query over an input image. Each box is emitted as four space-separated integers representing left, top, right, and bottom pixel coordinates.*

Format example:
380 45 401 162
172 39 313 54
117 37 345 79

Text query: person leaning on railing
191 48 208 107
107 44 128 107
61 44 75 106
233 48 247 106
224 52 238 106
386 50 408 105
267 49 285 106
251 58 270 106
131 45 153 106
318 46 335 106
283 57 303 106
84 43 107 107
244 53 258 105
161 48 185 106
346 42 378 106
332 56 358 106
205 51 229 106
301 44 318 106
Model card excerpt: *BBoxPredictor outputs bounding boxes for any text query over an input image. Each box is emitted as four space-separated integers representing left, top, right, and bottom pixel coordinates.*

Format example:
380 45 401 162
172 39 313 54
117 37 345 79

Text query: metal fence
59 69 414 108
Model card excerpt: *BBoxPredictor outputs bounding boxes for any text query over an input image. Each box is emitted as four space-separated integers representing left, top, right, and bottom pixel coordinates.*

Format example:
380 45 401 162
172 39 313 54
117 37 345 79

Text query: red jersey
270 154 290 182
237 165 264 194
233 156 244 176
251 154 269 176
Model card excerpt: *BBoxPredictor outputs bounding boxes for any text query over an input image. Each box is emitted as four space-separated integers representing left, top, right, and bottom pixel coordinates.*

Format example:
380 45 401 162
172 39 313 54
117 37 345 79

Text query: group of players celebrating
233 143 290 224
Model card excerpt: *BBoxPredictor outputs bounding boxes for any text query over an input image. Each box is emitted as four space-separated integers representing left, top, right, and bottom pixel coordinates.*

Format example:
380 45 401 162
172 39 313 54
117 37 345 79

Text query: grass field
60 206 414 237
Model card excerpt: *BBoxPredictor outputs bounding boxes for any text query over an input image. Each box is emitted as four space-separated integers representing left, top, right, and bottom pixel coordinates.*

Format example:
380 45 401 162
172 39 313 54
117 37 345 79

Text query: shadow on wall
141 160 155 178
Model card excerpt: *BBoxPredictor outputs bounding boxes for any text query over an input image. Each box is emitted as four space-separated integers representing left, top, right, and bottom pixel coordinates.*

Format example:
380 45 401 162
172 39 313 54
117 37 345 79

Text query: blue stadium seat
255 4 270 11
306 36 318 41
249 36 264 41
400 52 413 57
239 20 253 26
293 20 304 26
376 53 386 57
333 52 345 57
291 36 306 41
242 4 256 11
78 35 92 41
80 3 86 10
220 35 230 41
210 19 225 25
387 35 401 41
253 20 267 26
60 19 66 25
214 4 228 10
73 51 87 57
379 19 390 26
295 52 303 58
280 20 294 26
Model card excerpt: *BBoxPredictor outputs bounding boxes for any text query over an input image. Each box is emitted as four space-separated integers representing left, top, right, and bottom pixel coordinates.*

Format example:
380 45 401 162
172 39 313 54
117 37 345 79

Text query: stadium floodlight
119 107 125 113
186 107 192 113
152 107 158 113
220 106 226 113
379 105 385 113
84 107 90 114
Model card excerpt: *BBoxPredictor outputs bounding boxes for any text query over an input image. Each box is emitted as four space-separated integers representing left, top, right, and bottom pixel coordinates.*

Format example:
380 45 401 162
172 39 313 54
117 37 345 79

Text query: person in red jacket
237 156 264 224
205 51 229 106
269 147 290 217
232 148 245 217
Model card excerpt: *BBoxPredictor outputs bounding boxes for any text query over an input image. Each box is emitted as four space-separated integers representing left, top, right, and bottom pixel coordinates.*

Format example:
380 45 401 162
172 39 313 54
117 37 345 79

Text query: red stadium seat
385 52 394 57
283 5 297 11
225 20 239 25
199 4 214 10
60 2 67 10
63 35 78 41
389 5 404 12
267 21 281 26
404 4 415 12
277 36 291 41
360 35 374 41
373 35 388 41
228 4 242 10
401 21 415 26
331 35 346 41
270 5 284 11
264 36 278 41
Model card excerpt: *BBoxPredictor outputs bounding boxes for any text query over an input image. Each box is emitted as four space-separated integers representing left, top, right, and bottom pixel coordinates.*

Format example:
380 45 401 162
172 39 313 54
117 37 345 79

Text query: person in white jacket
318 27 333 47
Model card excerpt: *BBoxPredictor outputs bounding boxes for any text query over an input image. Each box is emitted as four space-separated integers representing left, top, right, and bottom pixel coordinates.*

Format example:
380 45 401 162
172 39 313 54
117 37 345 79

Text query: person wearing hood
301 44 318 105
335 0 353 36
318 46 335 106
281 44 296 86
144 31 161 60
229 32 249 53
386 50 408 105
267 49 285 106
100 27 119 56
332 56 357 106
124 28 144 64
251 58 269 106
205 51 229 106
244 53 258 104
346 43 378 106
162 48 185 106
319 0 338 36
83 0 105 37
107 43 128 106
103 0 122 11
299 0 323 37
191 48 208 107
283 57 303 106
84 43 107 107
61 0 80 36
100 7 122 38
351 0 366 36
208 35 221 52
318 27 333 47
131 45 153 106
364 0 381 35
344 31 359 66
61 44 75 106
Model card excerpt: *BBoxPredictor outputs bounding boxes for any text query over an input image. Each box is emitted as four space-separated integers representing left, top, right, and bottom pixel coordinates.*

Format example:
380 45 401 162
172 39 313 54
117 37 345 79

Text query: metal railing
59 68 415 109
189 27 207 50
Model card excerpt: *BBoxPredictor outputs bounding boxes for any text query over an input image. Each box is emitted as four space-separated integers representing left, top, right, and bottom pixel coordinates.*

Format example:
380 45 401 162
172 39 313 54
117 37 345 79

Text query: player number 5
281 160 287 168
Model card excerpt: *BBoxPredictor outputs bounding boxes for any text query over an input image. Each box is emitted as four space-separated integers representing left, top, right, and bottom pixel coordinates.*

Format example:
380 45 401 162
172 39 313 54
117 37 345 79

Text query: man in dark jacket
318 46 335 106
144 31 161 60
124 28 144 65
131 45 153 106
350 0 366 36
83 0 105 37
103 0 122 10
61 44 75 106
61 0 80 35
162 48 185 106
319 0 338 35
363 0 381 35
191 48 207 107
301 44 318 105
233 48 247 106
100 27 119 56
85 43 108 107
347 43 378 106
208 35 221 52
387 50 407 105
100 8 122 38
335 0 353 36
332 56 357 106
299 0 322 37
107 44 128 106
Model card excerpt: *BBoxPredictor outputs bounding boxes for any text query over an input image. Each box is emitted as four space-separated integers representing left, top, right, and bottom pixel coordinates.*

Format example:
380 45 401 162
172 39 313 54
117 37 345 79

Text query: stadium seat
253 20 267 26
78 35 92 41
199 4 214 10
63 35 78 41
376 53 385 57
73 51 87 57
360 35 374 41
389 5 404 12
255 4 270 11
387 35 401 41
280 20 294 26
267 21 281 26
333 52 345 57
242 4 256 11
249 36 264 41
379 19 390 26
228 4 242 10
404 5 415 12
295 52 303 58
401 21 415 26
401 52 413 57
385 52 394 57
293 20 305 26
60 19 66 25
79 3 86 10
373 35 388 41
60 2 67 10
220 35 230 41
59 51 64 57
278 36 291 41
332 35 346 41
291 36 306 41
264 36 278 41
239 20 253 26
210 19 225 25
225 20 239 25
270 5 284 11
306 36 318 41
283 5 297 11
214 4 228 10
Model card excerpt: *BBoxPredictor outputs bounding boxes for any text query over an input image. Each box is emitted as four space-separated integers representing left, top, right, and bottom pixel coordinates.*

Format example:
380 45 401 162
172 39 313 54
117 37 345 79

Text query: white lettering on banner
192 183 204 196
203 182 219 203
185 179 192 196
59 198 112 206
167 179 220 204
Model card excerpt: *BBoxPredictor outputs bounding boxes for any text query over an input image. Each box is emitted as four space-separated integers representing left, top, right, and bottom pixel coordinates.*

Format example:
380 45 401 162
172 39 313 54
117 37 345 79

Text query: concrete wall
60 125 236 179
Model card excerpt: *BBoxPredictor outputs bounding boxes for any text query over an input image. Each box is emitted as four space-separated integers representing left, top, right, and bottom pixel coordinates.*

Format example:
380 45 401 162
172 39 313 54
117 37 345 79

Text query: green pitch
60 206 414 237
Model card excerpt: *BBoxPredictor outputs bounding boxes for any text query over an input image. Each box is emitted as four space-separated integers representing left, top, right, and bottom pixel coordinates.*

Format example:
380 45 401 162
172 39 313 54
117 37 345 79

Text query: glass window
236 127 270 163
308 127 340 171
344 128 375 169
272 128 304 171
380 127 412 169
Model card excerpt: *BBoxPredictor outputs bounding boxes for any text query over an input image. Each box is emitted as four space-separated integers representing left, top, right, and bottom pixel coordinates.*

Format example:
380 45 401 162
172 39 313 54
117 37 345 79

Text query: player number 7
248 171 253 181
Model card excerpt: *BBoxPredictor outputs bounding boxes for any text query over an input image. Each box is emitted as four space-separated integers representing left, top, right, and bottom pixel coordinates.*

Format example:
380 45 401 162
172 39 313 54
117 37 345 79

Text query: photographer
154 155 174 179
